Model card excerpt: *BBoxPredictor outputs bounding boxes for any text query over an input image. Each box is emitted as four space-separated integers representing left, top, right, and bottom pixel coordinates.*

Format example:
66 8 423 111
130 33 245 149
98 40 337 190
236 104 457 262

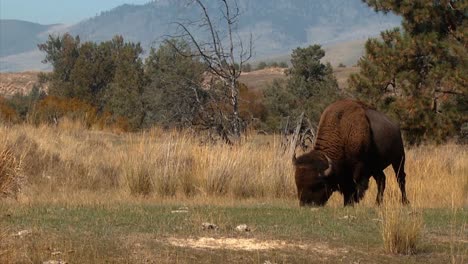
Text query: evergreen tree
263 45 341 130
38 34 80 98
143 39 206 127
350 0 467 144
105 36 147 130
69 41 115 109
38 34 148 129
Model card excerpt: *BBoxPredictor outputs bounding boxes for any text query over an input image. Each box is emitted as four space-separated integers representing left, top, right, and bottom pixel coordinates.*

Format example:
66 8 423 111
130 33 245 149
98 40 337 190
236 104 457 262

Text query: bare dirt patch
166 237 348 255
239 67 286 90
428 234 468 244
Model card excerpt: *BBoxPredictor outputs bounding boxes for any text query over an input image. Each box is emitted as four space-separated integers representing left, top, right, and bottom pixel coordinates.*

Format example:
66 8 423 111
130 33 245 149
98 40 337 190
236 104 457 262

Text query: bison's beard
299 185 333 207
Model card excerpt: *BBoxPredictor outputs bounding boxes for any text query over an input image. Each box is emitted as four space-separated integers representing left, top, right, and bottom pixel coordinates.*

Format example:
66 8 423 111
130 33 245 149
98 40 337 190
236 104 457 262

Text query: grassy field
0 124 467 263
238 66 359 91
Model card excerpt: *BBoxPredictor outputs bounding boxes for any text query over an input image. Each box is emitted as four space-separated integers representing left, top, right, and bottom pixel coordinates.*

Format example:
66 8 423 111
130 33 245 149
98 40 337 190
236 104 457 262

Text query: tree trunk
289 112 304 155
230 78 241 138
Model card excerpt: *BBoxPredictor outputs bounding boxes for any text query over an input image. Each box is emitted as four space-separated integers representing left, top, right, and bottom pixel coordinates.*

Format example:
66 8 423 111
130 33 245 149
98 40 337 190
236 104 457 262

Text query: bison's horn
292 152 297 165
323 154 333 176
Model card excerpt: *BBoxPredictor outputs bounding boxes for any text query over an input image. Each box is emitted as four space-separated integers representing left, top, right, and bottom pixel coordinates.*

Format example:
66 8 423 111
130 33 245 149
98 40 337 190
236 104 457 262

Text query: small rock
171 210 188 214
202 222 218 230
339 215 356 220
43 260 67 264
171 207 189 214
14 229 32 237
235 224 251 232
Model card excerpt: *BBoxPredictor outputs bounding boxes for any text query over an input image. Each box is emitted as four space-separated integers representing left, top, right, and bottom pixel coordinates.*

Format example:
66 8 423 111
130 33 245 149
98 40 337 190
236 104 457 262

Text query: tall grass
0 139 22 199
379 196 423 254
0 123 466 209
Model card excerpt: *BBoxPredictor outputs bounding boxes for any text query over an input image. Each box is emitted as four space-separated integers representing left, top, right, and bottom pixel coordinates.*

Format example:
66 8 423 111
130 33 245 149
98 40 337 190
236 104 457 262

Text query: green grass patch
0 203 466 263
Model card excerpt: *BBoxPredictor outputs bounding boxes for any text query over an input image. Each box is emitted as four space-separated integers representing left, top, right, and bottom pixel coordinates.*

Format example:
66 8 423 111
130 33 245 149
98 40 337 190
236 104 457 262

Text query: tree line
1 0 466 144
0 34 338 136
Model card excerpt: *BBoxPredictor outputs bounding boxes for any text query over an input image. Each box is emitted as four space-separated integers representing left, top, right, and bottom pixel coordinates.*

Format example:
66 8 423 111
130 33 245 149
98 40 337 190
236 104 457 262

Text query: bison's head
292 151 334 206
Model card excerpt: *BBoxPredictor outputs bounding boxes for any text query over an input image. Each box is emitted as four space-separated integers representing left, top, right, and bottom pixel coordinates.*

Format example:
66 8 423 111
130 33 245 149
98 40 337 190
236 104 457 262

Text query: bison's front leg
343 162 370 206
373 171 386 205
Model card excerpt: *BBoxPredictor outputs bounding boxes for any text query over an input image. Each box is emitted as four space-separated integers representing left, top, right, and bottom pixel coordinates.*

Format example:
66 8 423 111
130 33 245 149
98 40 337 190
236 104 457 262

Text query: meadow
0 122 467 263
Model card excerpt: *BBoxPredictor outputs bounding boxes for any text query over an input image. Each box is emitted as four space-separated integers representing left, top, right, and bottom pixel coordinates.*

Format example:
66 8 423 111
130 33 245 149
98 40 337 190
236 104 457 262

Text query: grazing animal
292 99 409 206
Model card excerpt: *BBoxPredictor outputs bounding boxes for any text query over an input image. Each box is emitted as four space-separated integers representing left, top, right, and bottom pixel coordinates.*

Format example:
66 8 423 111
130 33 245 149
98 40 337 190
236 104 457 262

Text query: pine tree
38 34 81 98
263 45 341 130
105 36 147 130
349 0 467 144
143 39 206 127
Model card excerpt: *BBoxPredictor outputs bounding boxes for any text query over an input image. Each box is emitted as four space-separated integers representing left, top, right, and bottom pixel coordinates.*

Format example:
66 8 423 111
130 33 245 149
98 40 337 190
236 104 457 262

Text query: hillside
0 0 400 72
0 72 43 97
70 0 400 58
0 66 359 97
0 20 63 58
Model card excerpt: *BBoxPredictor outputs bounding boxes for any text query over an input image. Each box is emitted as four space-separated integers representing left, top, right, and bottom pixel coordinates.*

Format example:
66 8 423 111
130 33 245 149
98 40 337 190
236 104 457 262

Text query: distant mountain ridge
0 19 60 57
0 0 401 72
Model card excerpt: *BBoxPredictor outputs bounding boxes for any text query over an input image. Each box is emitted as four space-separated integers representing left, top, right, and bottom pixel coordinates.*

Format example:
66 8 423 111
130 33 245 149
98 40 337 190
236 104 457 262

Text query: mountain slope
70 0 400 57
0 0 400 72
0 20 62 57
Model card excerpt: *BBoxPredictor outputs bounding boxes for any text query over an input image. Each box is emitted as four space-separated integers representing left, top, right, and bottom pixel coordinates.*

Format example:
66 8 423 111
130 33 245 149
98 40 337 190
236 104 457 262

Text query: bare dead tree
281 113 316 154
170 0 253 141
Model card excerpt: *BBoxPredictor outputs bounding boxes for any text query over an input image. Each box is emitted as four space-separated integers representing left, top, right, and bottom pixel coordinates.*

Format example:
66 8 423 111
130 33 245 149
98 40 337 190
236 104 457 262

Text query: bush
5 86 46 122
33 96 98 127
256 61 267 70
241 63 252 72
0 97 19 124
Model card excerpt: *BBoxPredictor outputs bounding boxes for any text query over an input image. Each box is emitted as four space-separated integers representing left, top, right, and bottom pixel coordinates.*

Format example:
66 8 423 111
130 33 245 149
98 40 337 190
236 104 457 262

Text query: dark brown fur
293 99 409 206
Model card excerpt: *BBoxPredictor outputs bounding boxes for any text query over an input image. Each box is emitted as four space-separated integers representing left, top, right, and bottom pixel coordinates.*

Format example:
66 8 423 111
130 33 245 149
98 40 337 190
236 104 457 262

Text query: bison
292 99 409 206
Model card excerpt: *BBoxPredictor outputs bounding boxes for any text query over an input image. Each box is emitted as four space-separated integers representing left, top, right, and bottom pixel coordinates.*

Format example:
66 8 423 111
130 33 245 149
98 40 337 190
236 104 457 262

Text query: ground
0 124 466 263
1 201 466 263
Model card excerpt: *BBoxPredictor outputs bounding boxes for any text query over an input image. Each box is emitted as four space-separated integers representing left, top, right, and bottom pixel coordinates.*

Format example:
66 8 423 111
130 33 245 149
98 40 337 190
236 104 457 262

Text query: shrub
33 96 98 127
256 61 267 70
279 62 289 68
0 97 19 124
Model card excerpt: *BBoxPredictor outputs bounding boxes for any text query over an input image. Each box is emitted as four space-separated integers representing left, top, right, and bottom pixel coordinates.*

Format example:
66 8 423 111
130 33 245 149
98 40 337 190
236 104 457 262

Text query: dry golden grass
0 123 466 209
0 139 22 199
379 197 424 255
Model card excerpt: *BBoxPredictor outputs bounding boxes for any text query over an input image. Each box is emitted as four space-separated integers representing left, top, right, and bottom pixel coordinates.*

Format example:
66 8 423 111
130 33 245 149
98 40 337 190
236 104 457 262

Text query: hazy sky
0 0 151 25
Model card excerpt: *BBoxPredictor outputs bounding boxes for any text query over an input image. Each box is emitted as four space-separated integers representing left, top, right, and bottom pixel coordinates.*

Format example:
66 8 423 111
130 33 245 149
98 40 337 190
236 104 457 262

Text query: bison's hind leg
392 158 410 205
373 171 386 205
